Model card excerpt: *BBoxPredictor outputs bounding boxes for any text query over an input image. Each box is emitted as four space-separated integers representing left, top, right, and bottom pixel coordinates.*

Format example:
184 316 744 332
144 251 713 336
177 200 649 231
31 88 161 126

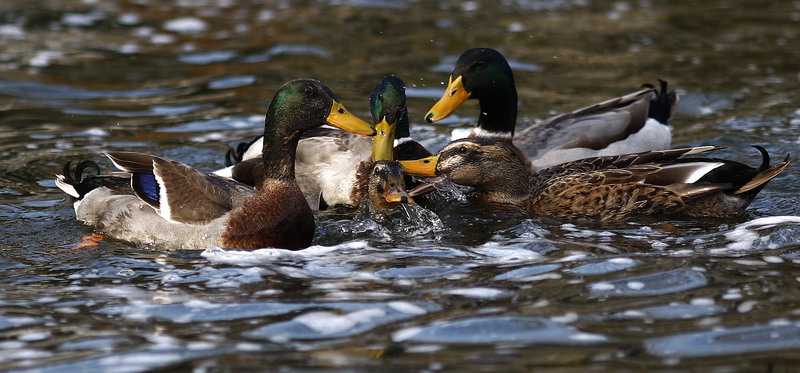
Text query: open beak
425 75 471 123
372 117 396 162
399 155 439 177
407 175 447 197
327 101 376 136
384 183 414 204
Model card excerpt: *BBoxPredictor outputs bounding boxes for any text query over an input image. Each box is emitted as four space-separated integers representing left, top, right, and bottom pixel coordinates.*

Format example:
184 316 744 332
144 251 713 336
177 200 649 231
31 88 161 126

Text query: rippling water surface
1 0 799 371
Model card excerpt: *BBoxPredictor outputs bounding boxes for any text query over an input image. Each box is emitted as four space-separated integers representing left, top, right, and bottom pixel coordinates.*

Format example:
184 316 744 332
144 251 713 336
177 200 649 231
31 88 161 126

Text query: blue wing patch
132 173 160 207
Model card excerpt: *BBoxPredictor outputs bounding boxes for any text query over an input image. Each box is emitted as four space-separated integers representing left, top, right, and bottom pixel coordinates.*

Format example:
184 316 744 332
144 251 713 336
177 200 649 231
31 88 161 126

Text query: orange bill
425 75 471 123
327 101 376 136
384 184 414 204
399 155 439 177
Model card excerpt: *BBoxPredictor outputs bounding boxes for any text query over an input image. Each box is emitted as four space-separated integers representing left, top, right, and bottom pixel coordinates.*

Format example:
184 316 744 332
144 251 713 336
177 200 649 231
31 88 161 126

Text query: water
1 0 799 371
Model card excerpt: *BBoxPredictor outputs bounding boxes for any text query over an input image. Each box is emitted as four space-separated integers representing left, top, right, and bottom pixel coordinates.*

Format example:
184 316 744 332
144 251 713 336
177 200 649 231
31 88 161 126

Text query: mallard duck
426 48 678 171
55 79 376 250
400 138 790 221
363 160 413 213
218 75 429 210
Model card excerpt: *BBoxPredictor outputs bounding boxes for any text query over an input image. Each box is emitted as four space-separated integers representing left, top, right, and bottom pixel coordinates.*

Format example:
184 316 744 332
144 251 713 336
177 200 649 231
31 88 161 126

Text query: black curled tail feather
224 136 261 166
224 142 249 166
734 146 791 195
56 160 132 199
751 145 770 171
61 160 100 185
647 79 678 125
57 160 100 199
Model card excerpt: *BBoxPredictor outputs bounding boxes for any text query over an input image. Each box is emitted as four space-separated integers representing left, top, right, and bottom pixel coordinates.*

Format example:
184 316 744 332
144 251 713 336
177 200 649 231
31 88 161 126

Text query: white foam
690 297 715 306
294 308 386 336
626 281 645 290
18 331 50 342
551 312 578 323
471 241 544 264
763 256 784 263
0 24 25 39
737 300 758 313
719 216 800 252
609 257 634 264
163 17 208 34
391 327 422 342
445 287 507 299
201 242 368 266
388 301 427 315
591 282 615 291
569 332 608 342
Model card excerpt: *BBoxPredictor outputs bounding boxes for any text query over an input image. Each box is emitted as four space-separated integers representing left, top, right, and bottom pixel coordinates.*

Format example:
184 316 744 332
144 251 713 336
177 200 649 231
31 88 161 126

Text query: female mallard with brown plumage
426 48 678 171
400 138 790 221
55 79 375 250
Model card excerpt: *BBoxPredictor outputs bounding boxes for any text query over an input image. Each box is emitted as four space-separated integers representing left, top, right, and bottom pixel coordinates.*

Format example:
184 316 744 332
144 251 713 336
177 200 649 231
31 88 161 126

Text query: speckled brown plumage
348 160 372 207
407 138 790 221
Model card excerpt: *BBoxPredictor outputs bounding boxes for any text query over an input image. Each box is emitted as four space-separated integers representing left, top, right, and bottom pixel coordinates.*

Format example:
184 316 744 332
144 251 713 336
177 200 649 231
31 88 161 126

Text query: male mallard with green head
426 48 678 171
55 79 375 250
218 75 427 210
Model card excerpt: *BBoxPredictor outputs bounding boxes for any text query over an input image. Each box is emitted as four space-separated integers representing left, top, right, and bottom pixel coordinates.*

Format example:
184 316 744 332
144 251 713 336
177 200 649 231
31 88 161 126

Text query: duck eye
458 146 468 154
378 93 384 101
303 86 314 96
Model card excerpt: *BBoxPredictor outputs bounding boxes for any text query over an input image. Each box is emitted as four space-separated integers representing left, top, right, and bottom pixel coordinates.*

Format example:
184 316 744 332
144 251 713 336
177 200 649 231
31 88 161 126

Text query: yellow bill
399 155 439 177
327 101 376 136
425 75 471 123
372 117 396 162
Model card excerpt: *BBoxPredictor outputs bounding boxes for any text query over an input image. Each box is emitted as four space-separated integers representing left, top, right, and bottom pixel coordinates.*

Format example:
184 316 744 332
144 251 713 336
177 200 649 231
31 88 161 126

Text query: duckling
55 79 375 250
426 48 678 171
401 138 790 221
363 160 413 213
218 75 429 209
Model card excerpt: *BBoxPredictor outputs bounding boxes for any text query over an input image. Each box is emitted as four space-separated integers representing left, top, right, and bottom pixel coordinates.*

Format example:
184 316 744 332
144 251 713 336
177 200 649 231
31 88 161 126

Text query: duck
363 160 413 213
425 48 679 171
400 138 790 221
55 79 376 250
217 75 430 210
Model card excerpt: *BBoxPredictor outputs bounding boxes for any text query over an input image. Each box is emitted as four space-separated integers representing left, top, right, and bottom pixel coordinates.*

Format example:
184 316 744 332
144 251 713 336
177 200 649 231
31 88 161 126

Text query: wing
516 86 655 158
533 146 725 182
106 151 256 224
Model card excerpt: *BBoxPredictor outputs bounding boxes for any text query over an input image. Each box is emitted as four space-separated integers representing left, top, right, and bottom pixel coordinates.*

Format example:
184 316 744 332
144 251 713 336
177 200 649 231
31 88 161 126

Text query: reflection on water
1 0 800 371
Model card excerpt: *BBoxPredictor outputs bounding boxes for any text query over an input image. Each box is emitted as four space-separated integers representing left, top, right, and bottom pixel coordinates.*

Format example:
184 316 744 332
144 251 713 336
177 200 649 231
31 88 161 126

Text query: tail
646 79 679 125
55 160 102 199
224 136 262 167
734 146 791 194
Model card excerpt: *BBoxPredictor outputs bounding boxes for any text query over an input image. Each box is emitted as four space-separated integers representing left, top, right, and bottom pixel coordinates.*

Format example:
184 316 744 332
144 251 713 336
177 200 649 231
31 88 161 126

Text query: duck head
367 160 414 210
425 48 517 136
261 79 375 181
265 79 375 141
400 138 529 200
370 75 409 161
